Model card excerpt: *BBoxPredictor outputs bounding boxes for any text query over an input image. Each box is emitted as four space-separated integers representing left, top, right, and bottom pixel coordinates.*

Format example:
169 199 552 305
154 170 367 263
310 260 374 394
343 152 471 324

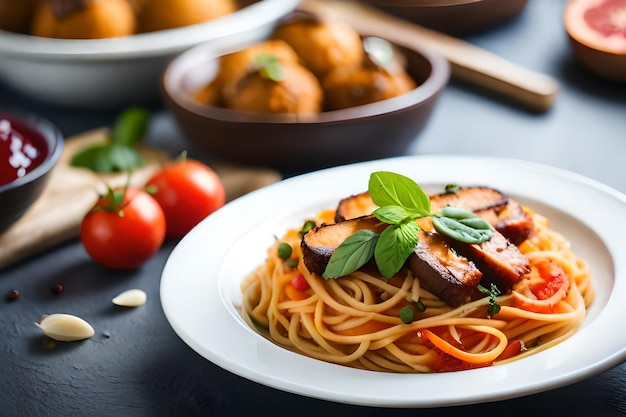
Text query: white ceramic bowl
0 0 300 108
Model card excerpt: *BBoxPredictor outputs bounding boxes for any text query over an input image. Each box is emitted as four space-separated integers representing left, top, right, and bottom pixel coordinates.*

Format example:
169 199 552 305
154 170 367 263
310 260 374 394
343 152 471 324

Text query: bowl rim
0 112 64 194
0 0 301 61
162 35 450 125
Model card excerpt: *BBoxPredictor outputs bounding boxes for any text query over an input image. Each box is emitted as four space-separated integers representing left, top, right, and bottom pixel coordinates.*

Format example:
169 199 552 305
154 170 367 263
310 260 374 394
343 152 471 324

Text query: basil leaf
112 106 149 147
369 171 431 216
437 206 483 220
108 143 144 172
373 205 413 225
70 143 144 173
432 206 493 244
374 221 420 278
323 230 378 279
70 142 114 172
255 54 285 82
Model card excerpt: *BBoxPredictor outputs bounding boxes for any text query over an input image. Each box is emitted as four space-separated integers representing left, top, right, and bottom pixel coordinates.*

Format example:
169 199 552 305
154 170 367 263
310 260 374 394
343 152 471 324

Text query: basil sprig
70 106 149 173
478 283 502 317
323 171 493 279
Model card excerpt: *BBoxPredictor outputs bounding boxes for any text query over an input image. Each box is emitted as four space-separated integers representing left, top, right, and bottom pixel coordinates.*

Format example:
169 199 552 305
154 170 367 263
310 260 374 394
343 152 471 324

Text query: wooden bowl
357 0 528 35
162 35 450 173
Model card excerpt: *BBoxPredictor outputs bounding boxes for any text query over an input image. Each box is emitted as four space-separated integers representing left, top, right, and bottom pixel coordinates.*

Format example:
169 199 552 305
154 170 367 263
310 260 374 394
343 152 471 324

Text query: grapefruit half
564 0 626 82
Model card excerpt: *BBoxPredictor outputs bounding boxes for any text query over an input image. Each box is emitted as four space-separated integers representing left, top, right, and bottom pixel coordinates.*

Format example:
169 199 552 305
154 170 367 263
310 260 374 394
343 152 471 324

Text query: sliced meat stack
302 186 534 307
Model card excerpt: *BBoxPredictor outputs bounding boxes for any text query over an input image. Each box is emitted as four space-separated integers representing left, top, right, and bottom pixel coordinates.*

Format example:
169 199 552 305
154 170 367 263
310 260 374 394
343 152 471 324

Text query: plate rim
160 155 626 407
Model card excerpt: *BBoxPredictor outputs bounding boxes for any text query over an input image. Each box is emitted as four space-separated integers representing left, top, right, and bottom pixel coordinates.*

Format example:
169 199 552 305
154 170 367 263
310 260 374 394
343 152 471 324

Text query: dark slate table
1 1 625 416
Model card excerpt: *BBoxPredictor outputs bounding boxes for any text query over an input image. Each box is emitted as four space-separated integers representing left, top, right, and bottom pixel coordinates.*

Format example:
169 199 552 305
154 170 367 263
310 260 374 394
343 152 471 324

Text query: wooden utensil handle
300 0 559 112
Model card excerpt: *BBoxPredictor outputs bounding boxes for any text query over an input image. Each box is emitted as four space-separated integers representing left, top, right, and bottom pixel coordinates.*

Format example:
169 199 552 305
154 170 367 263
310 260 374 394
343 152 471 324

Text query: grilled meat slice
409 230 482 307
429 186 508 212
335 191 378 222
474 199 534 245
443 229 530 293
301 215 387 276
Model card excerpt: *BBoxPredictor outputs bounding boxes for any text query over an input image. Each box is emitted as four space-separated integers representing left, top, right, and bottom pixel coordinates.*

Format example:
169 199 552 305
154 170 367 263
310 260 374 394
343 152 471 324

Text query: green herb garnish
323 171 493 279
299 220 317 237
444 183 461 194
254 54 285 82
477 283 502 318
70 106 149 173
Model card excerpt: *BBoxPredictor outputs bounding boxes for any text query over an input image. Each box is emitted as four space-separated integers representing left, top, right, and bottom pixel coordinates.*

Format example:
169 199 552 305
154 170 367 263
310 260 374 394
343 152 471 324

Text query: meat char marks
303 186 532 307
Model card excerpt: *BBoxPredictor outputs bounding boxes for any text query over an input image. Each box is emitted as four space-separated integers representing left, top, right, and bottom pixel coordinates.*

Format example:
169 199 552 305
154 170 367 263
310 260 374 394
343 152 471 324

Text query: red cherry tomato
146 159 225 239
290 273 310 291
80 186 166 269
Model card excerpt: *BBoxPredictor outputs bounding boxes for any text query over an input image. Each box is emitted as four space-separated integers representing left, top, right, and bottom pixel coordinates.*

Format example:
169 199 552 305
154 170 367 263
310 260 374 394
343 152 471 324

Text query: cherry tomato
290 273 310 291
146 159 225 239
80 186 166 269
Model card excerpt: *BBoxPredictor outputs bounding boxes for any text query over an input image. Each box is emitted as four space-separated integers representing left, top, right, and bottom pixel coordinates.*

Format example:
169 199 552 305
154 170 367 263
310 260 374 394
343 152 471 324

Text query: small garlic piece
112 289 147 307
35 314 95 342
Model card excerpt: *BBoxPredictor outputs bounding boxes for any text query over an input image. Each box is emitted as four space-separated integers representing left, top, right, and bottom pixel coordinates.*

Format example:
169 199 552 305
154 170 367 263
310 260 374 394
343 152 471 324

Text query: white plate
160 155 626 407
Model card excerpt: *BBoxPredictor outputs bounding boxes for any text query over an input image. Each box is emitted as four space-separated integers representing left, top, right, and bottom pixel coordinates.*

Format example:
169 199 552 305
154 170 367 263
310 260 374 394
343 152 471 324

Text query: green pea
277 243 292 260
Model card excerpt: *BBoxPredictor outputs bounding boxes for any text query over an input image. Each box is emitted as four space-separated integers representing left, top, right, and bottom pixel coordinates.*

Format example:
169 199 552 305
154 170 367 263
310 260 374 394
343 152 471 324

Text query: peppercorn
6 289 19 301
50 283 64 294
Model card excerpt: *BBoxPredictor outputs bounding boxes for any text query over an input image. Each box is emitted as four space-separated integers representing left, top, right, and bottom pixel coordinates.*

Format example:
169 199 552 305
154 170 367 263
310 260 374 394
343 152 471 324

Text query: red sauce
0 116 49 186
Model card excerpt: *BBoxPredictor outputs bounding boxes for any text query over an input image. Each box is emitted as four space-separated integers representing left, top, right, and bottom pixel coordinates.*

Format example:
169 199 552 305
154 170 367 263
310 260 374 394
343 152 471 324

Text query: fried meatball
272 16 364 79
127 0 149 16
195 40 302 107
30 0 136 39
0 0 36 33
216 40 301 102
224 60 323 115
322 64 416 111
138 0 237 33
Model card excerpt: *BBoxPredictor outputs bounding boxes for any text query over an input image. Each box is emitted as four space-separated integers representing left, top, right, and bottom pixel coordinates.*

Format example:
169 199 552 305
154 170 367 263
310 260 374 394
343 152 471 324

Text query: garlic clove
35 314 95 342
112 289 147 307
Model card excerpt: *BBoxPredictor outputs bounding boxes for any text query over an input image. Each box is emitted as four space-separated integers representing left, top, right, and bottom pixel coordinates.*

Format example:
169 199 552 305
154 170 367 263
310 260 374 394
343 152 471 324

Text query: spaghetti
241 205 593 373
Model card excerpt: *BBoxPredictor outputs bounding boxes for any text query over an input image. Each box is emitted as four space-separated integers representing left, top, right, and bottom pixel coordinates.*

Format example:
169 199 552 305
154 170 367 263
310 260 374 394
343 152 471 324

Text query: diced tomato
290 273 310 291
496 339 525 361
529 260 569 300
512 260 570 313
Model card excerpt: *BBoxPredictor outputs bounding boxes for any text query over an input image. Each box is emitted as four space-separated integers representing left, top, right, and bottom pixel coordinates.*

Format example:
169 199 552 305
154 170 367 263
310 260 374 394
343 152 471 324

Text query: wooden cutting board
0 128 281 269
